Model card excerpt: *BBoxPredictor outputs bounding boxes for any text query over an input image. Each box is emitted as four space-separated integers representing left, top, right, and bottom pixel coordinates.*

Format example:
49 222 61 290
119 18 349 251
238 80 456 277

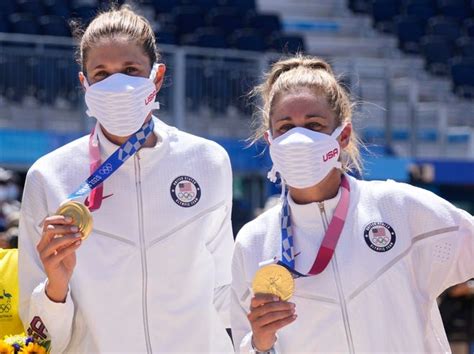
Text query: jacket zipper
134 152 153 354
318 202 355 354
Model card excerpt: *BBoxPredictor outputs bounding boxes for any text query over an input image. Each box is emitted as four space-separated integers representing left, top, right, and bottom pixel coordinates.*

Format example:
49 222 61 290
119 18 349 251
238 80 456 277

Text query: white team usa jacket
231 175 474 353
19 117 234 353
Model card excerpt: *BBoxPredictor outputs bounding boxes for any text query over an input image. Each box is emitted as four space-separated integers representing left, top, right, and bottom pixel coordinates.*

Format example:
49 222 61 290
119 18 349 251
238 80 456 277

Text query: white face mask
268 126 344 189
83 64 161 137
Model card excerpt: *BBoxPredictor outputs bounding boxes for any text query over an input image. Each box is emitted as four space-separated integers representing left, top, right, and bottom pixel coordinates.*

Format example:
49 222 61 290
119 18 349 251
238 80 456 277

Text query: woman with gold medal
18 5 234 353
230 55 474 353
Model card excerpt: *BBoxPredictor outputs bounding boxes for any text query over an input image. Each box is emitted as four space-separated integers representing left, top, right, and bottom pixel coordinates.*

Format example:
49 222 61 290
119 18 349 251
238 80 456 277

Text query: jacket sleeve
18 168 74 353
407 186 474 299
231 241 282 353
207 151 234 328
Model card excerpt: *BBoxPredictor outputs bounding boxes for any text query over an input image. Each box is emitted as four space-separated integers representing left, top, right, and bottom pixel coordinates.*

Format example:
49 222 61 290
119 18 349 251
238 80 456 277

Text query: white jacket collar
288 185 342 230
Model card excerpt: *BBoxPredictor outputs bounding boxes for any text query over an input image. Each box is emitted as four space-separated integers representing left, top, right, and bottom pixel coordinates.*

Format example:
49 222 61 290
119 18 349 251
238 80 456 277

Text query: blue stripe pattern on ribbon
280 188 295 269
68 119 154 200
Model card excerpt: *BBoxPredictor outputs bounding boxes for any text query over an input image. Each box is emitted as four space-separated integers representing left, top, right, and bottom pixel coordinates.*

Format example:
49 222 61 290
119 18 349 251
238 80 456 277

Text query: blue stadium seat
207 7 245 36
0 54 9 97
152 0 179 14
269 34 306 54
0 12 10 33
9 13 39 35
0 0 17 14
245 13 282 38
450 56 474 97
348 0 372 13
463 18 474 37
404 1 436 22
182 0 220 9
181 27 228 48
421 35 454 75
171 6 205 37
43 0 70 18
371 0 401 32
394 14 426 53
427 16 461 42
39 15 70 36
230 29 267 51
155 28 177 45
222 0 256 12
17 0 44 16
402 0 432 4
70 5 98 23
437 0 471 21
456 36 474 58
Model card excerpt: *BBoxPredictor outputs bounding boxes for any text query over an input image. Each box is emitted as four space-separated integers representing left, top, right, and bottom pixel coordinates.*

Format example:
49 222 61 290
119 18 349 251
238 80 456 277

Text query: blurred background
0 0 473 351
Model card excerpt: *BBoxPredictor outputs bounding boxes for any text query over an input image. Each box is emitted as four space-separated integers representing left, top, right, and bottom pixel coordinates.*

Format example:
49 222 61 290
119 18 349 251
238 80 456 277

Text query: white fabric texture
19 117 234 353
84 66 160 137
231 175 474 353
268 127 342 188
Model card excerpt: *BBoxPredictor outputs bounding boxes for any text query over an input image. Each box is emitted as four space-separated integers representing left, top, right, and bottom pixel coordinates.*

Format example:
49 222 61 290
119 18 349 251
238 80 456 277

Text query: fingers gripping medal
56 201 93 240
252 264 294 301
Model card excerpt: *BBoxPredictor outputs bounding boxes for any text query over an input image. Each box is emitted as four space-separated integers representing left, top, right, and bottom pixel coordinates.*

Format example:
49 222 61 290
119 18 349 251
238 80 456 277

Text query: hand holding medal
36 120 155 303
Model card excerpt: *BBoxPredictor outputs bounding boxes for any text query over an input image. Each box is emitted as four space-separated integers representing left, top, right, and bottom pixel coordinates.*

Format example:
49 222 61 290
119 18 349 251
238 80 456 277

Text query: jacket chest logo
364 222 396 252
170 176 201 207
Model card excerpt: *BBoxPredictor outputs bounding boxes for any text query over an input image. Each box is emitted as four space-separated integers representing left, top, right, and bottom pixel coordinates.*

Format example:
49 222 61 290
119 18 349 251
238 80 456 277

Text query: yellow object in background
0 249 24 337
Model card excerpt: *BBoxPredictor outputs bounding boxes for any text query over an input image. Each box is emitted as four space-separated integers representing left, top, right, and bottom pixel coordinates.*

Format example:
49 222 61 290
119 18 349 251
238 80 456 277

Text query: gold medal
252 264 294 301
56 201 93 240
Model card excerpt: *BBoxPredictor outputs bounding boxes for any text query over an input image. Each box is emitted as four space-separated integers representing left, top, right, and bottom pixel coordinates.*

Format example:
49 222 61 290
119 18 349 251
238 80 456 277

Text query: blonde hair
251 54 363 174
71 4 159 73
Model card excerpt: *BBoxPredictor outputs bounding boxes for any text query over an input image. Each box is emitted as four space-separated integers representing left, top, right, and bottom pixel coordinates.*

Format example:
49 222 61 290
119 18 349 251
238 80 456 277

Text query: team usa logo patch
364 222 396 252
170 176 201 207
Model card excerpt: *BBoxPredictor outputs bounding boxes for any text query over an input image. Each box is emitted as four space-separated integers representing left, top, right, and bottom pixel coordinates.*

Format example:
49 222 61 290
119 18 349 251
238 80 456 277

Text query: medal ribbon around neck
277 174 351 278
67 119 155 205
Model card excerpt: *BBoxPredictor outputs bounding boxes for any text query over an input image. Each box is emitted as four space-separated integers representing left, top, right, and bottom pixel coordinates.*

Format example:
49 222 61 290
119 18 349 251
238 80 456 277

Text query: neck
289 169 342 204
100 114 157 148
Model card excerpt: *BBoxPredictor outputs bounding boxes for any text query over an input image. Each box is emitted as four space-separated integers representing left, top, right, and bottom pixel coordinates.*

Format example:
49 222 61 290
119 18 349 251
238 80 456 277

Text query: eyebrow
275 114 327 122
91 61 142 71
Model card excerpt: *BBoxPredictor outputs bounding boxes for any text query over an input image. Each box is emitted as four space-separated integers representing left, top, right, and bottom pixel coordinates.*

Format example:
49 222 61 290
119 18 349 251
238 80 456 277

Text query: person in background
439 280 474 354
231 54 474 353
19 5 234 353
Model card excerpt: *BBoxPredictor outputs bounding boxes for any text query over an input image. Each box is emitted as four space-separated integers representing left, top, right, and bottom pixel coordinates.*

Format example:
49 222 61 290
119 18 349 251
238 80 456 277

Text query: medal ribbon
67 119 155 203
277 174 350 278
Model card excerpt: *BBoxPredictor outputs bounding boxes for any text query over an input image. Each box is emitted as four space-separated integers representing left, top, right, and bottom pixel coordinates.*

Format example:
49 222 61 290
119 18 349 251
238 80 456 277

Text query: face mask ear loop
81 73 94 117
332 123 348 140
149 63 160 80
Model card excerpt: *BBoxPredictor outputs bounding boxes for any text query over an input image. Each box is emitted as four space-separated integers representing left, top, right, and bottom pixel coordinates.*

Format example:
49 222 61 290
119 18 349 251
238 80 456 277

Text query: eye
124 66 139 75
94 71 108 80
306 121 323 131
278 124 294 133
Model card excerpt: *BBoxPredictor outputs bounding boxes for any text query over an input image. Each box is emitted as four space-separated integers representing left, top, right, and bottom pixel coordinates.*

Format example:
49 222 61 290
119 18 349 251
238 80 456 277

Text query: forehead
85 38 150 70
271 87 335 119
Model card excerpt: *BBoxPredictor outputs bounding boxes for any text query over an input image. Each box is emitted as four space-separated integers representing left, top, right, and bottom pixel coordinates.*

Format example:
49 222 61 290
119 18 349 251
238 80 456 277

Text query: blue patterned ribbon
277 174 351 278
67 119 155 200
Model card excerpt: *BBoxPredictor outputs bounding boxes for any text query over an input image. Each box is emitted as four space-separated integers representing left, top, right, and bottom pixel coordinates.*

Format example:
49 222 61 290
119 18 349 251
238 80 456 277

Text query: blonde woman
19 5 234 353
231 55 474 353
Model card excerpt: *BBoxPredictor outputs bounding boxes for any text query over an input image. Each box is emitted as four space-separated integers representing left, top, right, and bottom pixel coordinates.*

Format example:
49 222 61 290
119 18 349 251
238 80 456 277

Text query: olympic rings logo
0 303 11 313
372 236 390 245
99 163 113 175
178 192 195 201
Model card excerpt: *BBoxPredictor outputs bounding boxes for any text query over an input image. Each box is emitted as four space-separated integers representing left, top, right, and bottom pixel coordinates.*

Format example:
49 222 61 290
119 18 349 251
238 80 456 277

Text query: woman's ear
153 64 166 92
78 72 87 91
264 130 271 145
339 122 352 149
